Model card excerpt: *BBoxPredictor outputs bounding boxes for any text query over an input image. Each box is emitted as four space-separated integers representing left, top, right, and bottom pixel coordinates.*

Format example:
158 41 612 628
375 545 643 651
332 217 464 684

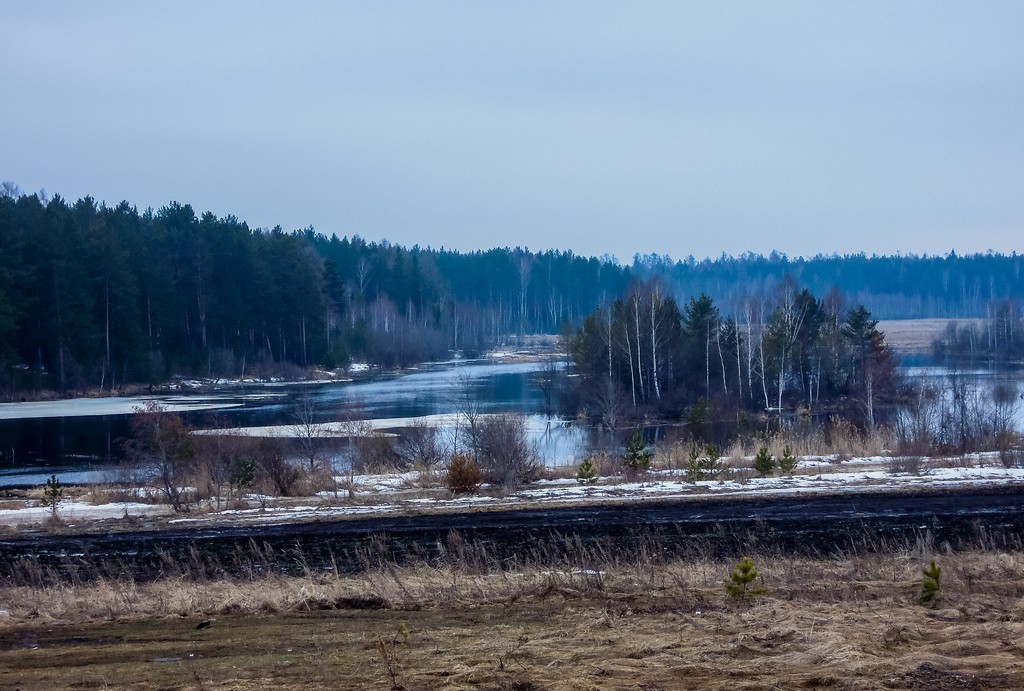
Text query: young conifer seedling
920 559 942 606
42 474 63 519
725 556 765 598
778 444 799 475
753 446 775 477
623 429 652 474
577 457 598 485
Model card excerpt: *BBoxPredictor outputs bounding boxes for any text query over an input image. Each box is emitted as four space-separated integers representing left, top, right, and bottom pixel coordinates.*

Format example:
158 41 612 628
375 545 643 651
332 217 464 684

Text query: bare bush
125 402 197 512
894 384 940 457
888 455 927 475
247 437 305 497
471 414 542 490
194 430 251 510
352 432 403 473
396 421 446 475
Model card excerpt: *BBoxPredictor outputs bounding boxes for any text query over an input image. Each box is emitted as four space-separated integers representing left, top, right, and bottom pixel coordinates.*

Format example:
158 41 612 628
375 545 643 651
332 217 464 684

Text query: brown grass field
2 545 1024 690
877 318 984 355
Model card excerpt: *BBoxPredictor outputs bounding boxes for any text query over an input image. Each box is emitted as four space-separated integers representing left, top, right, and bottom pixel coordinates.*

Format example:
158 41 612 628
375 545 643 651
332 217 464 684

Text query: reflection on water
0 361 591 484
3 361 1021 486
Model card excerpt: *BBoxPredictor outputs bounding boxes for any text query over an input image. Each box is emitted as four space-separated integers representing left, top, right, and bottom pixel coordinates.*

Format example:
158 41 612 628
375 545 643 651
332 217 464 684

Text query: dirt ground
3 560 1024 690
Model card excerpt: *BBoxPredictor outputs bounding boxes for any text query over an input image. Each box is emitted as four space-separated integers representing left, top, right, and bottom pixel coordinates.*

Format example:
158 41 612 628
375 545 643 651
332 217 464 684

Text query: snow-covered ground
5 456 1020 530
0 500 171 525
194 413 466 438
0 394 260 419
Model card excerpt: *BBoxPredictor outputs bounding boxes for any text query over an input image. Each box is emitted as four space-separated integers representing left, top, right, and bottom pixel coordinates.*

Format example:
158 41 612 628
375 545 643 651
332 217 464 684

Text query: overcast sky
3 2 1022 261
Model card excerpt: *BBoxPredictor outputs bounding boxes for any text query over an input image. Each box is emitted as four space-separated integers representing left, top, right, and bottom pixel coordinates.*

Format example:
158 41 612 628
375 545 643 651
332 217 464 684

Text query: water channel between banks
3 360 1023 488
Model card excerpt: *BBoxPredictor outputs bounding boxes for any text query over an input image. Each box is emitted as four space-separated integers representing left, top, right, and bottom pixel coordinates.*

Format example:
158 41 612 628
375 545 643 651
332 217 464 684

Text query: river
0 360 591 487
1 360 1021 488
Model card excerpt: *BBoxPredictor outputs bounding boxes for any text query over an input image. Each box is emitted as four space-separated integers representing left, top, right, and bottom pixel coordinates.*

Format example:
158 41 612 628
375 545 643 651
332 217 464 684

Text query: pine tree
753 446 775 477
623 429 652 474
920 559 942 606
577 457 598 485
725 556 765 598
777 444 799 475
42 474 62 518
686 443 730 482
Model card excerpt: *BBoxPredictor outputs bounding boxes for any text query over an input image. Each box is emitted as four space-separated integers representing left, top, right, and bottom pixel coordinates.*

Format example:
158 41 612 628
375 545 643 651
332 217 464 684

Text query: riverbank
3 451 1024 534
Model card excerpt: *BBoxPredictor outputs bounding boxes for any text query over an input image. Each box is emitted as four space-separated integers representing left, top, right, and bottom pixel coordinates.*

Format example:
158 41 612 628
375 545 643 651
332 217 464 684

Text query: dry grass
3 546 1024 689
878 318 986 355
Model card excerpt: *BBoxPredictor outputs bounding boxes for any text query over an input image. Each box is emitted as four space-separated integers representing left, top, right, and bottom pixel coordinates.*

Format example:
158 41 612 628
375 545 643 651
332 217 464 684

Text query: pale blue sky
2 1 1022 261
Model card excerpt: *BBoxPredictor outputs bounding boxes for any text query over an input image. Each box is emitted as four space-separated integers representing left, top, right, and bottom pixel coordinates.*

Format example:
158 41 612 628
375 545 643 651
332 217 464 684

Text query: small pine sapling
706 443 732 480
577 457 598 485
725 556 765 598
623 429 652 475
42 474 63 519
230 457 256 496
753 446 775 477
920 559 942 606
686 443 730 482
686 445 703 482
777 444 799 475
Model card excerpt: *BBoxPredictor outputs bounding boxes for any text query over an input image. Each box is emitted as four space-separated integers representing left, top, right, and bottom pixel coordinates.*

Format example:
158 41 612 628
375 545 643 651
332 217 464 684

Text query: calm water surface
2 362 1020 487
0 361 591 485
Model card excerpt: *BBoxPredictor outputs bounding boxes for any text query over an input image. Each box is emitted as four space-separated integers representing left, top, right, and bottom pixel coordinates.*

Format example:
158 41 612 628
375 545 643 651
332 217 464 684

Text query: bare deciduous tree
126 401 196 512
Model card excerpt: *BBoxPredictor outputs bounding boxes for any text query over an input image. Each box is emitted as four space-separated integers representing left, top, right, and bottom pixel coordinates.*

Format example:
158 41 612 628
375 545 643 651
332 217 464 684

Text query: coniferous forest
1 186 1022 397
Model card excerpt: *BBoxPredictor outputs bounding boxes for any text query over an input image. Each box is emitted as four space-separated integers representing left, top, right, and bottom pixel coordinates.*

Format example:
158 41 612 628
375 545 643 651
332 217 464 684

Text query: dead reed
2 525 1023 629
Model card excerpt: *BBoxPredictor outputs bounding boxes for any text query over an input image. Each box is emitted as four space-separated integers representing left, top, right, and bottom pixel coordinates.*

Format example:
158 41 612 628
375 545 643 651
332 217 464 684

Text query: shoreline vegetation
0 316 984 404
3 438 1024 533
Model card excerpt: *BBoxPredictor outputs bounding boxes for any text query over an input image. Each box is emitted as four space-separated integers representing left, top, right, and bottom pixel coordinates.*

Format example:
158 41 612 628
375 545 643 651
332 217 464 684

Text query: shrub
888 455 925 475
753 446 775 477
472 414 542 490
353 433 403 473
577 458 598 485
251 437 305 497
127 402 198 512
725 556 764 598
447 453 483 494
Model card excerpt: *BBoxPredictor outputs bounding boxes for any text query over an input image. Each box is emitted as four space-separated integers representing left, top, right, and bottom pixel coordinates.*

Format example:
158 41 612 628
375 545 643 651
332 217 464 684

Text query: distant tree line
2 183 1022 396
566 277 901 431
633 250 1024 320
931 299 1024 367
0 187 628 395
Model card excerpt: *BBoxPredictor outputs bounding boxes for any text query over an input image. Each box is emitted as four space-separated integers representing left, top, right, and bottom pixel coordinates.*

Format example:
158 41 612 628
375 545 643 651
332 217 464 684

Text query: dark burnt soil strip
2 486 1022 583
